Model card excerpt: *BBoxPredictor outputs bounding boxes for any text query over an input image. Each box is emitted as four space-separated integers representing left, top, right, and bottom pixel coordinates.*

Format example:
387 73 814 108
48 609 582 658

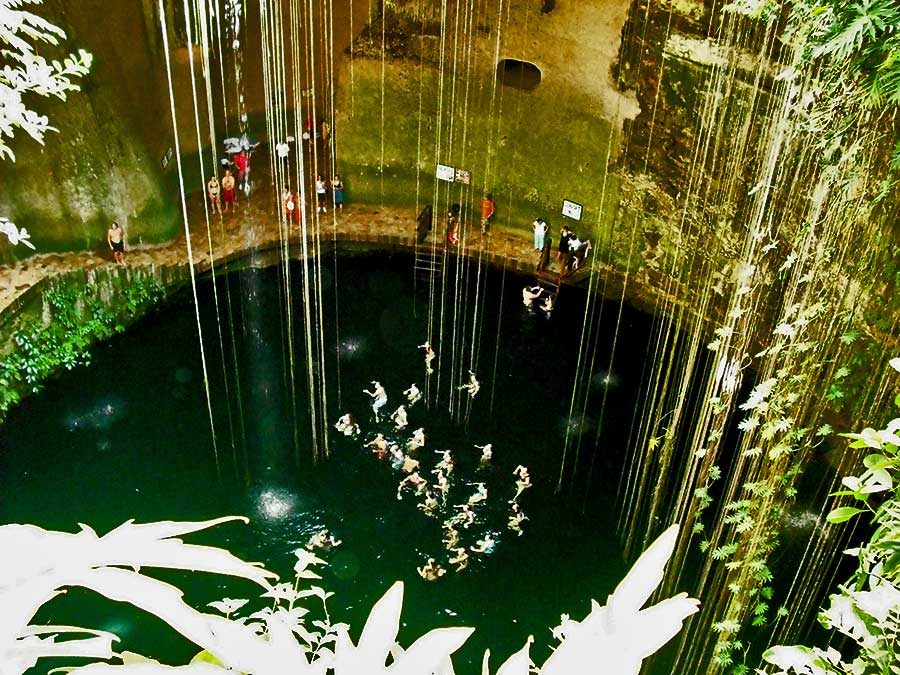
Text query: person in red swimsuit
233 150 249 191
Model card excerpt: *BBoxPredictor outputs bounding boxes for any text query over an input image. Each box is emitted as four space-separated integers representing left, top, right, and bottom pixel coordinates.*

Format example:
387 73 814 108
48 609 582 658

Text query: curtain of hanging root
159 0 221 476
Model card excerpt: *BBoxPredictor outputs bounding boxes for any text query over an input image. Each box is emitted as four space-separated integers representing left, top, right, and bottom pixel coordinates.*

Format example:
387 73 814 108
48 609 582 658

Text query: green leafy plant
760 358 900 674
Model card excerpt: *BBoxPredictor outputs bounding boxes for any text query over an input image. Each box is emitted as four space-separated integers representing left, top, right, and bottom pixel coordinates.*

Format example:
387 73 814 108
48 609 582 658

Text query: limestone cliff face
0 0 180 259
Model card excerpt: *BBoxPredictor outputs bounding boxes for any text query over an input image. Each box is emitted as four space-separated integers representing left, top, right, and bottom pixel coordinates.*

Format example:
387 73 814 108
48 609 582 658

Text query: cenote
1 253 664 672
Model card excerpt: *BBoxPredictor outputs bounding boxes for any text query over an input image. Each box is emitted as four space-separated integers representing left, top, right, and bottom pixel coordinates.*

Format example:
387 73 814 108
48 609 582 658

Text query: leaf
826 506 864 524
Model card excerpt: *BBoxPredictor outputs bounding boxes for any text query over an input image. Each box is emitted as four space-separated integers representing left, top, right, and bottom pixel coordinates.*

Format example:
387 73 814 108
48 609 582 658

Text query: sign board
436 163 455 182
161 147 173 169
562 199 583 221
455 169 471 184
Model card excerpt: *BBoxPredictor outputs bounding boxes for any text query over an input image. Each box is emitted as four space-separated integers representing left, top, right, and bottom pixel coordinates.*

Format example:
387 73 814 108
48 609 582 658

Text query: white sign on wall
562 199 583 221
436 163 456 182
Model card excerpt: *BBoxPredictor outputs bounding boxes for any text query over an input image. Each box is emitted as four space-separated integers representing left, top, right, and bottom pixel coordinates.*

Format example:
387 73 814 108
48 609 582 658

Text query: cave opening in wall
497 58 542 90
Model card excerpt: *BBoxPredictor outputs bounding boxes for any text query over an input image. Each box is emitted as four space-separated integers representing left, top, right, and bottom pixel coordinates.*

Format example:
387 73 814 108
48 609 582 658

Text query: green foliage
0 276 163 419
760 359 900 674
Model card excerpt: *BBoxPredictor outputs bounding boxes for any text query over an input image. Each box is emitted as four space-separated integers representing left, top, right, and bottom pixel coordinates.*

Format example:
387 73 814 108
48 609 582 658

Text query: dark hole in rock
497 59 541 91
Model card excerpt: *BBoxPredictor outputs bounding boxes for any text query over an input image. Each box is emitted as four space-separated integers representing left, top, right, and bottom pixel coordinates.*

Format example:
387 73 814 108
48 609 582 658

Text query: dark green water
1 253 656 672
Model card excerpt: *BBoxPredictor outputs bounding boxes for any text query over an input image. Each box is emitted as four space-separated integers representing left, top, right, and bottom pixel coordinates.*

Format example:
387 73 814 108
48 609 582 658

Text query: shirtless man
418 342 435 374
475 443 493 468
435 450 454 475
391 405 408 431
508 502 528 536
403 383 422 406
397 471 427 500
207 175 222 215
467 482 488 506
107 222 126 266
334 413 360 437
449 547 469 571
406 427 426 453
512 465 532 501
443 525 459 549
221 169 236 212
458 370 480 398
365 433 389 459
402 454 420 474
418 492 439 517
417 558 446 581
363 381 388 421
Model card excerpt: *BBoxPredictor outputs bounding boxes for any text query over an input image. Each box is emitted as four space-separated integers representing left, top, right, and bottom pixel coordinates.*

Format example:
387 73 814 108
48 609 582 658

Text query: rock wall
0 0 188 260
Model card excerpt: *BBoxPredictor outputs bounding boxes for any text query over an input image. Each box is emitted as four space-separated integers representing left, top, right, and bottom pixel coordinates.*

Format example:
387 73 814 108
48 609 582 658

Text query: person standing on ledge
221 169 236 213
107 222 126 266
207 175 222 215
480 193 495 236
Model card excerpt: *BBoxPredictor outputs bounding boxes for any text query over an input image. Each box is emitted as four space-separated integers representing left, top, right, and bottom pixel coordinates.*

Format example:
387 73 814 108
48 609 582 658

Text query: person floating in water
397 471 428 500
541 293 555 315
435 450 455 475
522 285 543 306
443 524 460 549
417 557 447 581
449 546 470 571
334 413 360 437
389 444 405 471
307 528 341 550
403 383 422 406
402 453 420 474
363 381 388 421
365 433 389 459
475 443 493 468
450 503 476 529
418 491 439 517
390 404 408 431
433 468 450 504
418 342 435 374
471 533 496 554
458 370 480 398
406 427 426 453
467 482 488 506
508 502 528 536
512 465 532 501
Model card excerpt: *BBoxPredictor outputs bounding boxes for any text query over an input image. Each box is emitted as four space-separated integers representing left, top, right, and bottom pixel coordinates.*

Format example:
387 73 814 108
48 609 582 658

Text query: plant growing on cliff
759 358 900 675
0 0 92 162
0 276 163 419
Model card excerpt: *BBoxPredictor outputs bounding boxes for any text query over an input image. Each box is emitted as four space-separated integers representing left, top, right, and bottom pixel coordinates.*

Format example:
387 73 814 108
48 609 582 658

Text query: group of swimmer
333 351 533 582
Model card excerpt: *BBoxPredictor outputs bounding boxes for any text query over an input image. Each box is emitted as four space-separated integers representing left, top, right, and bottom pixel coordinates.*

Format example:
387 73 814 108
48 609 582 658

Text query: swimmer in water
418 341 436 374
334 413 360 437
475 443 493 468
397 471 427 500
443 525 460 549
403 383 422 406
417 557 446 581
448 547 469 571
389 444 405 471
458 370 480 398
541 293 555 314
307 528 342 550
512 465 532 501
450 503 476 529
471 533 496 554
402 454 420 474
435 450 455 475
418 491 439 517
467 482 488 506
433 468 450 504
508 502 528 536
406 427 426 453
365 433 389 459
522 285 543 306
363 381 388 421
391 404 409 431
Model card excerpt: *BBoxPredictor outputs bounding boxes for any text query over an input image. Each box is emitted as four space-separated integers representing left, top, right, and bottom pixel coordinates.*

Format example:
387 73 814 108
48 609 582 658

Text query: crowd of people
331 347 533 582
